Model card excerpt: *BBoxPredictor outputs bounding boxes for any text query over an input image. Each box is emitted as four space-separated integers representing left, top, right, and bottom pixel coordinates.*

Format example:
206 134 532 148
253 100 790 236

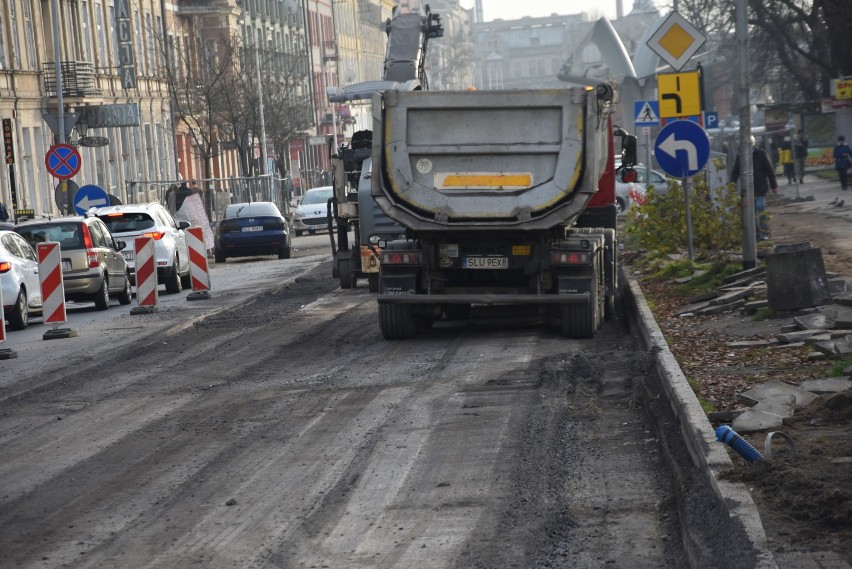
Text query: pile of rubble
674 262 852 435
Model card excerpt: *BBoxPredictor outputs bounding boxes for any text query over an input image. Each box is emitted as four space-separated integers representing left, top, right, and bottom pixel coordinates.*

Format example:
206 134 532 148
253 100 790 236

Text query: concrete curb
624 273 779 569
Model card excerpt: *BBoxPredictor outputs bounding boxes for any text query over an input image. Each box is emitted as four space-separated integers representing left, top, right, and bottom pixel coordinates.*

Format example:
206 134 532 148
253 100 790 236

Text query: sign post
654 120 711 261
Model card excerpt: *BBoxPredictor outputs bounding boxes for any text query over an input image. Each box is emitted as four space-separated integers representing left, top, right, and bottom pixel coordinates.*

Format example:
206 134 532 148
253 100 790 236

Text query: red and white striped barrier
0 285 14 358
131 236 158 314
186 226 211 300
38 242 76 339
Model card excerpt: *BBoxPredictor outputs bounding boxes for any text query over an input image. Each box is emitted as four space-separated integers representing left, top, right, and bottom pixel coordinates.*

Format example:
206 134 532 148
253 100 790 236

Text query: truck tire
368 274 379 293
561 285 598 339
379 302 416 340
339 256 354 289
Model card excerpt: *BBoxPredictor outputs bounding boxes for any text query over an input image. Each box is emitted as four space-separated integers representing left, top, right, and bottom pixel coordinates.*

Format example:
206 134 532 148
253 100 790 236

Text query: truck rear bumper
377 293 590 305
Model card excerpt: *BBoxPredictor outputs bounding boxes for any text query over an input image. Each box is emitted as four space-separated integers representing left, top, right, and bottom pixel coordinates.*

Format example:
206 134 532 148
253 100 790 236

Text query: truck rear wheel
561 286 598 339
443 304 472 321
368 274 379 293
339 256 354 289
379 302 416 340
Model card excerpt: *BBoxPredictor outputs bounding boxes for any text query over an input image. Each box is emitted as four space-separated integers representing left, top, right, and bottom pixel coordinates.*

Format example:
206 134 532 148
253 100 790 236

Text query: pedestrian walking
834 135 852 191
779 136 795 185
731 135 779 241
0 201 9 222
794 129 809 183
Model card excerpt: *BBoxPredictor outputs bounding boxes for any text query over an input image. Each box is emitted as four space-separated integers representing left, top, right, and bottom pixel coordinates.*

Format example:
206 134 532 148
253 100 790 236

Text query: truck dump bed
371 87 611 232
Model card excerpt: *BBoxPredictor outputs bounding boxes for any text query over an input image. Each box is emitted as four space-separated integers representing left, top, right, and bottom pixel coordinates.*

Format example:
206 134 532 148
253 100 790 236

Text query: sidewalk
770 172 852 219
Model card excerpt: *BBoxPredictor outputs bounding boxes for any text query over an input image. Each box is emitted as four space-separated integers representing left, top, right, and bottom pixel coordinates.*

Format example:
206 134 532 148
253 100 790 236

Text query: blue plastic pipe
715 425 763 463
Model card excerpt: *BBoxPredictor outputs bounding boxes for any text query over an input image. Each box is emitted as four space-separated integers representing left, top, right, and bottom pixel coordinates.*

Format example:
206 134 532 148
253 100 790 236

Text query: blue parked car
214 202 290 263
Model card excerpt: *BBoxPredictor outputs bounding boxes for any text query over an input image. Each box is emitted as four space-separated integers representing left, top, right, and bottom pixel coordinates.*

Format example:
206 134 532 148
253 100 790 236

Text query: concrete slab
732 409 784 433
834 291 852 307
710 286 762 306
739 380 819 408
774 551 852 569
805 334 835 345
834 340 852 357
799 377 852 394
698 300 745 315
728 339 779 349
753 393 797 418
828 276 852 296
776 329 826 343
813 341 840 356
794 312 834 331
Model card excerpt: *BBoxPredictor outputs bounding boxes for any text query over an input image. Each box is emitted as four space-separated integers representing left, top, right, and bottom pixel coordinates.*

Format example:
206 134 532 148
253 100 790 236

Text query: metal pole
254 34 268 177
51 0 71 215
736 0 756 269
683 176 694 260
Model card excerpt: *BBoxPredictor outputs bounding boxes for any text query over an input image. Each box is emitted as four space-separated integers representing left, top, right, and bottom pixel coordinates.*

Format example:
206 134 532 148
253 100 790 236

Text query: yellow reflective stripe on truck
435 172 533 190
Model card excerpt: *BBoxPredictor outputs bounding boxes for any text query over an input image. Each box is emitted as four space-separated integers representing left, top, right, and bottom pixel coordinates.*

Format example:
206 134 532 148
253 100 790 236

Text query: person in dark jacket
731 135 779 241
834 135 852 191
794 129 809 183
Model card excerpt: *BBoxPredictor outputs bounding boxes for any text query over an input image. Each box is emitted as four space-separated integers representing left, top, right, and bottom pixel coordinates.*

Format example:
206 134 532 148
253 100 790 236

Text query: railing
43 61 102 97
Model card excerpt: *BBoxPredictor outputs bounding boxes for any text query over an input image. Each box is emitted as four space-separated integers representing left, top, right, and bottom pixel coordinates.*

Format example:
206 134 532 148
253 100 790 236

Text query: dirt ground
633 204 852 563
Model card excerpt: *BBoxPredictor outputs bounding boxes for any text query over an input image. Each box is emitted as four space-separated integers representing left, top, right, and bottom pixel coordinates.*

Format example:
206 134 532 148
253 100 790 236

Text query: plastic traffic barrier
0 284 17 358
186 226 211 300
38 242 77 339
131 236 158 314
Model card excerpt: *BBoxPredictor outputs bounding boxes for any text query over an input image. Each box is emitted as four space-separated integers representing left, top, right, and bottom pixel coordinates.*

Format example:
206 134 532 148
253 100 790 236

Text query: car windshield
17 223 84 250
223 202 281 219
98 212 156 232
301 189 332 205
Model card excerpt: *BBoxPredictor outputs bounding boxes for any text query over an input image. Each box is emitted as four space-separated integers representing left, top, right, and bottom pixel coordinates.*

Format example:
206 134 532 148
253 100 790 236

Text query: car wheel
94 276 110 310
7 288 28 330
118 272 133 305
295 229 303 237
180 264 192 288
165 257 182 294
214 249 226 263
615 197 626 215
278 242 291 260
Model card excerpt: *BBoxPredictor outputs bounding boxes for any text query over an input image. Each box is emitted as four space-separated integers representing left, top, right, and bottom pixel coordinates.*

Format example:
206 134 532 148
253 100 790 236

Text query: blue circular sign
74 184 110 214
45 144 82 180
654 120 711 178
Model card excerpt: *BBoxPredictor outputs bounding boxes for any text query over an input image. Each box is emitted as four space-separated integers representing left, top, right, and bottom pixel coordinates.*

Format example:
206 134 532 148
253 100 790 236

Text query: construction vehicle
326 6 443 290
370 82 637 339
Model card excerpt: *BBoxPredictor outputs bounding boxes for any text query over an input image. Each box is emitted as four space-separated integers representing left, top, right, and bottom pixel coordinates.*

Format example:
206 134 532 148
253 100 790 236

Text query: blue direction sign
74 184 110 214
634 100 660 126
654 120 711 178
45 144 81 180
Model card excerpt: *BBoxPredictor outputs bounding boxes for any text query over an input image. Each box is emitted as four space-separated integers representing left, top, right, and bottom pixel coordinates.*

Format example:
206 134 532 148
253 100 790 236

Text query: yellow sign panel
836 79 852 100
657 71 701 118
436 172 533 190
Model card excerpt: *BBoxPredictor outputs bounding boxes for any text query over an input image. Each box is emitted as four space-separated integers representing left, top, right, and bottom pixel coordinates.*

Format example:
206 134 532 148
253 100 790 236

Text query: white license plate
241 226 263 232
463 256 508 269
61 260 70 271
122 252 134 261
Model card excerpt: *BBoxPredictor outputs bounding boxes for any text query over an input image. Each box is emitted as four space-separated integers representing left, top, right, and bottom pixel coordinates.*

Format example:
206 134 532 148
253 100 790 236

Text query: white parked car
0 230 42 330
92 203 192 294
292 186 334 236
615 166 673 215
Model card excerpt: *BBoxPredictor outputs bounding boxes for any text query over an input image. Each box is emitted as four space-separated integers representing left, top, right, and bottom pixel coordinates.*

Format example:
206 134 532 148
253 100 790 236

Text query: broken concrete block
805 333 835 345
806 351 827 361
727 339 780 349
798 377 852 394
832 340 852 357
732 409 784 433
813 341 839 356
794 312 835 331
772 341 806 350
710 287 761 306
739 380 819 408
753 393 797 418
776 329 826 343
780 324 798 333
765 245 830 311
722 266 765 284
697 300 745 315
834 291 852 307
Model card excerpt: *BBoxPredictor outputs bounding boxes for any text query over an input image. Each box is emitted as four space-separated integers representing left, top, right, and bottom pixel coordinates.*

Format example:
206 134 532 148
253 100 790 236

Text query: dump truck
370 82 637 339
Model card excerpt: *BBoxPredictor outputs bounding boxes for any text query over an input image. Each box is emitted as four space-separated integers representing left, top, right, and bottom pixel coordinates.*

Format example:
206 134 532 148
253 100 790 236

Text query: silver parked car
16 216 133 310
292 186 334 236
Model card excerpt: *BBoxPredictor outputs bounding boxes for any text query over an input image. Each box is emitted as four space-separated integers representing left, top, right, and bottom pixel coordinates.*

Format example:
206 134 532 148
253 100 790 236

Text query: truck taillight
383 251 421 265
550 250 590 265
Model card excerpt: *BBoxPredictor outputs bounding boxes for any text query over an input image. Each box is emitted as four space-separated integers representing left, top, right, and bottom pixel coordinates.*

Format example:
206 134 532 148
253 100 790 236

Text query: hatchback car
92 203 191 294
292 186 334 236
16 216 132 310
615 166 673 215
0 230 42 330
214 201 290 262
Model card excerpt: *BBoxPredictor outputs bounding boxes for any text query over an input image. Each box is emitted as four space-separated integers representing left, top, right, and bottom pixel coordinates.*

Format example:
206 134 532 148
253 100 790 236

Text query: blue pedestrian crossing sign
74 184 110 214
654 120 711 178
634 100 660 126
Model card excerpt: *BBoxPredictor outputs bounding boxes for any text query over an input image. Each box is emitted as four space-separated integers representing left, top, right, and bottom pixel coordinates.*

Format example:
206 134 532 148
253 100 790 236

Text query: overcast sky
458 0 664 22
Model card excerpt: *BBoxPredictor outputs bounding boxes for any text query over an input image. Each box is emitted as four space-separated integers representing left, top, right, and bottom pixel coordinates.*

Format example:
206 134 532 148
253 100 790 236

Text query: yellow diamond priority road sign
647 12 706 72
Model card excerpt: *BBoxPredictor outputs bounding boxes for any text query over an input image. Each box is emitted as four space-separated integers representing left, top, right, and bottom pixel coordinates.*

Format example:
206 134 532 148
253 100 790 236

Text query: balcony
43 61 102 97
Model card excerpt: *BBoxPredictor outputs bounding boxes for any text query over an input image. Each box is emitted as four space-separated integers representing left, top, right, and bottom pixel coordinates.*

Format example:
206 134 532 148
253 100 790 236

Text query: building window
82 1 94 63
21 0 36 66
0 9 7 68
135 10 144 74
146 13 156 75
9 0 21 68
97 3 108 69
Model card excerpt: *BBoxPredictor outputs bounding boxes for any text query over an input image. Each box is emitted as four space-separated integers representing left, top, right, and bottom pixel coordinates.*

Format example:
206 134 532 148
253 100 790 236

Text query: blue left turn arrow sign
74 184 110 214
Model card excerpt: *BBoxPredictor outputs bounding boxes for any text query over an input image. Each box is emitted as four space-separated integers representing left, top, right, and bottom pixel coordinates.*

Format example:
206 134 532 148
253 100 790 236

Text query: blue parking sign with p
705 112 719 130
